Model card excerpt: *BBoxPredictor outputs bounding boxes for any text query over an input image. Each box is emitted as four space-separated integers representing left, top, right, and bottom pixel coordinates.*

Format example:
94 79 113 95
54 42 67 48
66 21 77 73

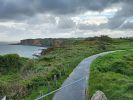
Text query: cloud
1 0 132 31
0 0 123 21
26 14 56 25
78 24 99 31
78 23 108 31
119 22 133 30
0 0 133 41
0 0 35 21
107 0 133 29
57 17 76 29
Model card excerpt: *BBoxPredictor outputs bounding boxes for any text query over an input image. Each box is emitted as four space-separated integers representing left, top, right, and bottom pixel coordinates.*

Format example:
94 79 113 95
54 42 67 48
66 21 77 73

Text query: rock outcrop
91 91 107 100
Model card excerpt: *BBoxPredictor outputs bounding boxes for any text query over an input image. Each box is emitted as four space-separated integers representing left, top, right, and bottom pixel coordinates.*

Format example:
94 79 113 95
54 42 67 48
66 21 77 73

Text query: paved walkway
53 51 117 100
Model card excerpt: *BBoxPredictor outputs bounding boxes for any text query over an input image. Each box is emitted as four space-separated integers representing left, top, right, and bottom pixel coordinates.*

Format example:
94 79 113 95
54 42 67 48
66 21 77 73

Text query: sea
0 42 47 58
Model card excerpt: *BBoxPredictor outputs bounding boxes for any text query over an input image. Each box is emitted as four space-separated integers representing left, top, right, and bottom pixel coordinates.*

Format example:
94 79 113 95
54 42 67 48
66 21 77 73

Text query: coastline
0 44 47 58
10 43 45 47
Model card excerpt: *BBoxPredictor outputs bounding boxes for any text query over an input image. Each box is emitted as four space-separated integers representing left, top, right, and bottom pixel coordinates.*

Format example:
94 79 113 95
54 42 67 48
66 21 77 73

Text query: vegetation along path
53 50 122 100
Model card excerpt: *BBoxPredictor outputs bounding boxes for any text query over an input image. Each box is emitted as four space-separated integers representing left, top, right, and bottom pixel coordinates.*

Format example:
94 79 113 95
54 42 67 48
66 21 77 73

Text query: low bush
0 54 21 73
110 61 127 74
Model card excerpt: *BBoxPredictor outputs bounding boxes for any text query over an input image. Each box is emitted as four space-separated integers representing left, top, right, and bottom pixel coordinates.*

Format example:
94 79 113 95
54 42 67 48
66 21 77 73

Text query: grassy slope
1 38 133 99
89 50 133 100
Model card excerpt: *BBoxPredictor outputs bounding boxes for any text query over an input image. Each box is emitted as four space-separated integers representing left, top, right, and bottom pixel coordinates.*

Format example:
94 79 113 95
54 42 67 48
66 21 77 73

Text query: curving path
53 51 122 100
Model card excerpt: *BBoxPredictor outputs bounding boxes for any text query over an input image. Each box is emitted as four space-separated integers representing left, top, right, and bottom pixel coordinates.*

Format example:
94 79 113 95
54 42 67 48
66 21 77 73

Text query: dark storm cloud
0 0 132 31
108 17 126 29
119 22 133 30
107 0 133 29
36 0 119 14
114 0 133 18
0 0 35 20
0 0 122 21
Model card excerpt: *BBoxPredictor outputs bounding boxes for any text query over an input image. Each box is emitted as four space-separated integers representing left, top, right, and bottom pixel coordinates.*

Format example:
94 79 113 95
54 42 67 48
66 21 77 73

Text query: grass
1 37 133 99
0 72 20 83
89 50 133 100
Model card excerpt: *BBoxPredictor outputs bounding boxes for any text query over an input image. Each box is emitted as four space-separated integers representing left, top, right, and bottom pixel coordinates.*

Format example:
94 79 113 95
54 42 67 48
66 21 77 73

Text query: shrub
110 61 127 74
0 54 21 73
40 55 55 61
123 55 133 61
97 42 108 50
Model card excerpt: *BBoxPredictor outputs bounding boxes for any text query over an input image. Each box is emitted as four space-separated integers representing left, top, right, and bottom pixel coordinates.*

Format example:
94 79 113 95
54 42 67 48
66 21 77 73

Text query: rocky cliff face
20 38 68 47
19 38 84 47
20 39 42 46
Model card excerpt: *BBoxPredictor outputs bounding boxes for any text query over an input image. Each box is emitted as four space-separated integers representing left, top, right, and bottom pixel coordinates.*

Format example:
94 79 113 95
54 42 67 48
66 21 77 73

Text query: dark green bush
0 54 21 73
110 61 127 74
97 66 109 72
126 83 133 92
123 55 133 61
39 55 55 61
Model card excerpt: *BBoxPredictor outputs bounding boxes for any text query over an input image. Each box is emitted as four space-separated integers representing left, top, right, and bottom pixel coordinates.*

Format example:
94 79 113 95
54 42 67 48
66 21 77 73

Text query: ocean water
0 43 47 58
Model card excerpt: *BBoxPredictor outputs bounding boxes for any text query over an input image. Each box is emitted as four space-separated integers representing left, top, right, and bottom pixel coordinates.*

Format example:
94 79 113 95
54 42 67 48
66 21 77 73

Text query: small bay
0 43 47 58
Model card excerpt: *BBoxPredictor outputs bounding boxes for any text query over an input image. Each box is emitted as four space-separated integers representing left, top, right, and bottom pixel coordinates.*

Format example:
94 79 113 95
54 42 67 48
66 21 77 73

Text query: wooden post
54 75 57 87
39 91 43 100
59 72 62 78
47 81 50 93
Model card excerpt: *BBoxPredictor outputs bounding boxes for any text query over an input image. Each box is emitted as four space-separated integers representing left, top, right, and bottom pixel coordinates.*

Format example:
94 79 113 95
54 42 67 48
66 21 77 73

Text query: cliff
19 38 81 47
20 39 43 46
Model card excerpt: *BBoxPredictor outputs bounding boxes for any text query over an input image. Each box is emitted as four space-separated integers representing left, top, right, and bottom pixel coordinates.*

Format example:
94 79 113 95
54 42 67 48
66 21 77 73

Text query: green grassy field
1 36 133 99
89 50 133 100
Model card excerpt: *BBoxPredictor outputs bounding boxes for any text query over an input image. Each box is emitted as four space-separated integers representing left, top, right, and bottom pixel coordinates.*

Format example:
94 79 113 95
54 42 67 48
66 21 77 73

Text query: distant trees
86 35 112 42
0 54 21 73
97 35 113 43
86 35 113 50
97 35 113 50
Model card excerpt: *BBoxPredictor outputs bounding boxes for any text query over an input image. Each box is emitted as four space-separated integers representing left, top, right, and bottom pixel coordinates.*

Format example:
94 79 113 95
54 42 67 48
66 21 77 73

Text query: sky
0 0 133 42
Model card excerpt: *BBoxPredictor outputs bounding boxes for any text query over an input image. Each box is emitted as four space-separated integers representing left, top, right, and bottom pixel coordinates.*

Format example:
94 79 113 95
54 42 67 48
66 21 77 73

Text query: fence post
47 81 50 93
54 75 57 87
59 72 62 78
39 91 43 100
